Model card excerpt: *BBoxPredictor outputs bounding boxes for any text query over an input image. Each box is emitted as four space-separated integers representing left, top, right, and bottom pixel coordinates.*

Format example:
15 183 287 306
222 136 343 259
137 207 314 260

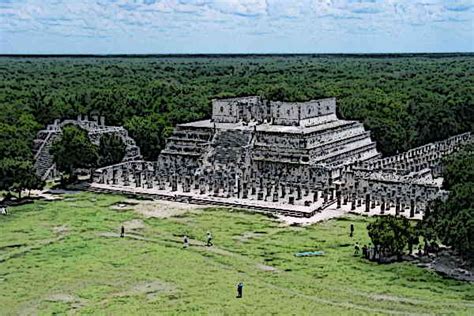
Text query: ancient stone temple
157 96 380 189
90 96 472 219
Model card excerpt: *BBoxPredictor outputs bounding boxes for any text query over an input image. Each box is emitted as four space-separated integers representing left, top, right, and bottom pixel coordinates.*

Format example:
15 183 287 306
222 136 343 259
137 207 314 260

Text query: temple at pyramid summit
89 96 472 219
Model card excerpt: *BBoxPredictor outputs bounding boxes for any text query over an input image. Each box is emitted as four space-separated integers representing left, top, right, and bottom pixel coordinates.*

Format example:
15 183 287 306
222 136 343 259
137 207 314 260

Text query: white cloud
0 0 472 53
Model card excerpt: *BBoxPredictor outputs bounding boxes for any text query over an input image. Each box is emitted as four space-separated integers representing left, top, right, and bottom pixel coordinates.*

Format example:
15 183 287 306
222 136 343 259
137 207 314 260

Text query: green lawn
1 193 473 315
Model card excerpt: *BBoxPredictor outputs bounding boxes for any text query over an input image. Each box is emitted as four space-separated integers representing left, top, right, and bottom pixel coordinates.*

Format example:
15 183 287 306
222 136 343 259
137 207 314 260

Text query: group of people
119 225 214 249
350 224 370 259
183 231 213 248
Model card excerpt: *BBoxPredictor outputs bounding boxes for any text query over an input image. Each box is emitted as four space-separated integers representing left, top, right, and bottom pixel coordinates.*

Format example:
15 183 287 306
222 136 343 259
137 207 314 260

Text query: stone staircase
33 131 59 180
211 129 253 165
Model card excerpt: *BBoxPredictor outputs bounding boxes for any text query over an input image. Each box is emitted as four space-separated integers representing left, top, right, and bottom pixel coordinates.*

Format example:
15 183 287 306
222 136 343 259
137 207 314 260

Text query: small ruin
89 96 472 219
33 115 141 180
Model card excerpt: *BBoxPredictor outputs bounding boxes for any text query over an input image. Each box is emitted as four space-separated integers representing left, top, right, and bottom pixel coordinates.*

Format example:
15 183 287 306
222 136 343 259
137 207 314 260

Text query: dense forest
422 144 474 261
1 54 473 162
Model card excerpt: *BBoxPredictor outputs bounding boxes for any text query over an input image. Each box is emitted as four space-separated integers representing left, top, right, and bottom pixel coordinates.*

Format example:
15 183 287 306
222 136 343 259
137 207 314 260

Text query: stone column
251 182 256 196
272 191 279 202
123 168 130 186
183 177 191 193
112 169 118 185
213 179 220 196
395 197 401 216
171 175 178 192
158 179 165 190
365 194 370 213
288 196 295 205
242 183 248 199
146 171 153 189
194 175 200 190
135 171 142 188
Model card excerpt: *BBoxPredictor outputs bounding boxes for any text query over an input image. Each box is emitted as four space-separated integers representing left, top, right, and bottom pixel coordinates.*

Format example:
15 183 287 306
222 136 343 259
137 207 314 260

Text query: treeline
0 55 473 163
367 144 473 263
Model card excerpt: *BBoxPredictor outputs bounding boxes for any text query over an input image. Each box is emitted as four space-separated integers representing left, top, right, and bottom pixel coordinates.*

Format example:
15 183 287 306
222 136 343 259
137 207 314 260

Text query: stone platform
88 182 423 221
88 183 336 218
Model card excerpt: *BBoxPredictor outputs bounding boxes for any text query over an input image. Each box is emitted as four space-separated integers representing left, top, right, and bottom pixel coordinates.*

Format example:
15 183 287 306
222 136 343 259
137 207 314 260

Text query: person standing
183 235 189 248
354 242 360 255
350 223 354 237
206 231 213 247
236 282 243 298
120 225 125 238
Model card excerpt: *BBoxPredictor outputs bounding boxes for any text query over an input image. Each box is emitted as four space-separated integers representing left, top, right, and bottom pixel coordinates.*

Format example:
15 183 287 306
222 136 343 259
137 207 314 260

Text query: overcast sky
1 0 473 54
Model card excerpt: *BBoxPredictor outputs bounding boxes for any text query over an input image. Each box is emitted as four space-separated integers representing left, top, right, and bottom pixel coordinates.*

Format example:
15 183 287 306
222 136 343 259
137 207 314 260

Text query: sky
0 0 473 54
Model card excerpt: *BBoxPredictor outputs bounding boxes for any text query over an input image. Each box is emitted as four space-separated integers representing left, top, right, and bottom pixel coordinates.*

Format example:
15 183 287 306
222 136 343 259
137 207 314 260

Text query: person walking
236 282 243 298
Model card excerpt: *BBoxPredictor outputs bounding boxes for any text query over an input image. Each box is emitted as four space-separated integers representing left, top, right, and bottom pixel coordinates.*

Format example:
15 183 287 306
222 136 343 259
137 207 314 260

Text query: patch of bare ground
256 263 278 272
18 293 87 315
110 199 202 218
27 190 64 201
53 225 69 235
122 219 145 231
233 231 267 243
114 281 177 300
45 293 87 309
370 294 428 305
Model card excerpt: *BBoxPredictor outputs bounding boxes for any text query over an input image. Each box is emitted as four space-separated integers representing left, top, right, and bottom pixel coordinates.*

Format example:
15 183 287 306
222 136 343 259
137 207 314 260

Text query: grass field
0 192 473 315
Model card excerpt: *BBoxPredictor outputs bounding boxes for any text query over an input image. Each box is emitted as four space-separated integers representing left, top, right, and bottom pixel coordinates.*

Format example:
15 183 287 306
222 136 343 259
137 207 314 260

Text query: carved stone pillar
123 168 130 186
395 197 401 216
410 199 415 218
288 196 295 205
365 194 370 213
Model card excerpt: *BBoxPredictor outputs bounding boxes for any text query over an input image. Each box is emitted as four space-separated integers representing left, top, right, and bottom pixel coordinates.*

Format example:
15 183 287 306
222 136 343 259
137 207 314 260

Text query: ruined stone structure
342 133 471 218
90 97 472 219
33 115 141 180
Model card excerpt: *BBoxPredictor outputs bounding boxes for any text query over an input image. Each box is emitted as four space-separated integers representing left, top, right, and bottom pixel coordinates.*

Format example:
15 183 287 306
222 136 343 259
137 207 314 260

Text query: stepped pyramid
157 96 380 187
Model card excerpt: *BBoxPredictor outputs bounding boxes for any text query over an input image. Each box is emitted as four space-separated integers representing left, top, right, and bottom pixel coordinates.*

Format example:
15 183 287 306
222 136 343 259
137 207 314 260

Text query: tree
442 143 474 190
124 115 166 161
421 145 474 261
0 159 44 199
367 215 418 260
50 125 99 182
98 134 126 167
